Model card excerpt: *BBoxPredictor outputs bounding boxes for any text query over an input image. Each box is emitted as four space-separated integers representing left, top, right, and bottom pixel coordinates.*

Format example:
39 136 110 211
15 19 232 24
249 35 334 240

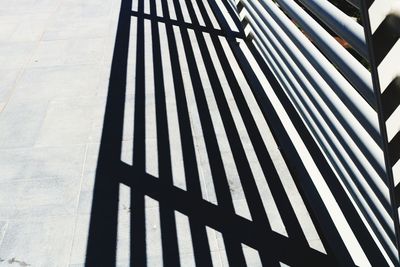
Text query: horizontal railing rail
236 0 400 265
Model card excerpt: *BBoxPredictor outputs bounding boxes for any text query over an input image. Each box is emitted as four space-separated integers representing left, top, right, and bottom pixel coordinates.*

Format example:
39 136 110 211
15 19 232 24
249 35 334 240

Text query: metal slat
240 0 385 172
276 0 372 99
241 6 396 252
253 0 381 142
236 0 400 264
241 2 390 210
295 0 366 58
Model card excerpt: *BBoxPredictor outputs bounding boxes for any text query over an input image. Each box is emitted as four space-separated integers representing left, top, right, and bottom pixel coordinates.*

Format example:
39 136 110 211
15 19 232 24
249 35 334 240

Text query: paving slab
12 65 103 102
35 96 106 147
0 0 119 264
0 217 75 267
0 69 19 106
0 100 49 148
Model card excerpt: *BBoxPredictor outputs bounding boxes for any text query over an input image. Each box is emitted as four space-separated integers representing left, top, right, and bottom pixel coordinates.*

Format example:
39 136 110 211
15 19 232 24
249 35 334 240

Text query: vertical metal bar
359 0 400 264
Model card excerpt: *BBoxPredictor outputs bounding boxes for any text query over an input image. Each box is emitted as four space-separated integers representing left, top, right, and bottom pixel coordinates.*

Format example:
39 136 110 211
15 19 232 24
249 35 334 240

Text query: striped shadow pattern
83 0 388 265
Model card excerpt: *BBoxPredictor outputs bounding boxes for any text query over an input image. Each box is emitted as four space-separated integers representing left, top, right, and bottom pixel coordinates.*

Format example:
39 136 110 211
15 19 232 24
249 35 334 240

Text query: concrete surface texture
0 0 331 266
0 0 120 265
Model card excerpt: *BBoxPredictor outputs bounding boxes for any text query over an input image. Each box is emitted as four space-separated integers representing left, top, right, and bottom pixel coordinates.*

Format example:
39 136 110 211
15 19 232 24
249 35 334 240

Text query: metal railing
236 0 400 264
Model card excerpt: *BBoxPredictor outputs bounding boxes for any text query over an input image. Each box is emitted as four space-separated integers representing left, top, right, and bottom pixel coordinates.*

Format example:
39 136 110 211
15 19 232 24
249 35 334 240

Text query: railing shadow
83 0 388 265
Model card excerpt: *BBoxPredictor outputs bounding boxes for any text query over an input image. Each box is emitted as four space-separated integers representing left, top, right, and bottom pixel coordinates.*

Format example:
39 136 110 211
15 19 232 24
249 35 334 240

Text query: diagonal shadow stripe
149 0 215 264
130 10 244 38
192 0 309 248
162 0 248 264
116 161 340 266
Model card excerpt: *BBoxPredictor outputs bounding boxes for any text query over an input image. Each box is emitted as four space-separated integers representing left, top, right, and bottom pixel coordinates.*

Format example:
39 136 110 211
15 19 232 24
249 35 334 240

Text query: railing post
359 0 400 263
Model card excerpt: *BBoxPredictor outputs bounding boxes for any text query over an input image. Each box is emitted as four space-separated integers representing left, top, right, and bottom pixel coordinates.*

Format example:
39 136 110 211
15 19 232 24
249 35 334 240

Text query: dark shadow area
84 0 388 265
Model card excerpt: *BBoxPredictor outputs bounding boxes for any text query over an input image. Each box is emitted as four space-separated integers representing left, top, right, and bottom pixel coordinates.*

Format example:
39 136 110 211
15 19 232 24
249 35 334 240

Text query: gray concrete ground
0 0 120 265
0 0 356 266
